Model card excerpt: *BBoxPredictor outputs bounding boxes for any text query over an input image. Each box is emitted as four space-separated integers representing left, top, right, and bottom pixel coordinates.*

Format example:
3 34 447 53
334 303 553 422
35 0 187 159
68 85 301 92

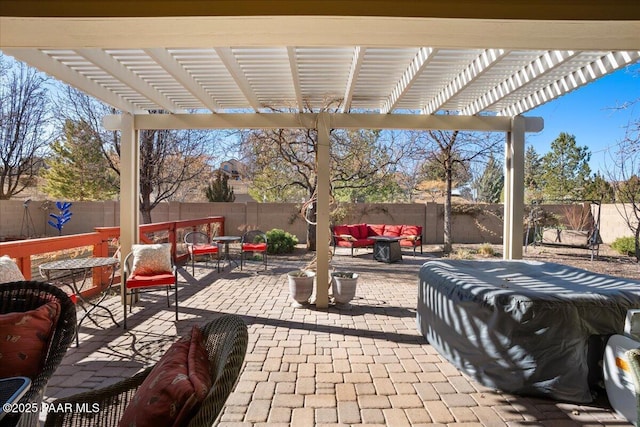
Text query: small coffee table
371 236 403 263
212 236 241 269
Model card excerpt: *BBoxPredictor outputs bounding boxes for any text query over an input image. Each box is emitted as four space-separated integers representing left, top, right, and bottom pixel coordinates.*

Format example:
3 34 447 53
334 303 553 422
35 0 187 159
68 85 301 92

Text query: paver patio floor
43 247 630 426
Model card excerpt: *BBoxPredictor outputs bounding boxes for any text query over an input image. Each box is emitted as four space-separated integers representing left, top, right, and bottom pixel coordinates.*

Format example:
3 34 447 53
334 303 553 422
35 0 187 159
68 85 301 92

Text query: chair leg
166 285 170 307
191 253 195 275
174 273 179 321
123 289 128 330
264 251 267 270
240 250 243 270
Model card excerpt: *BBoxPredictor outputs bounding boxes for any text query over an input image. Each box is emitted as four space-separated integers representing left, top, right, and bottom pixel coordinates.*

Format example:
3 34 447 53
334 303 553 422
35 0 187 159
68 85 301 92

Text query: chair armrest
44 367 152 427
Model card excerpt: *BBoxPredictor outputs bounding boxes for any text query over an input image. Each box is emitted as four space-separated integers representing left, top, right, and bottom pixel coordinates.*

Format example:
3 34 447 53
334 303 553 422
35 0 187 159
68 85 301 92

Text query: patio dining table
40 257 120 346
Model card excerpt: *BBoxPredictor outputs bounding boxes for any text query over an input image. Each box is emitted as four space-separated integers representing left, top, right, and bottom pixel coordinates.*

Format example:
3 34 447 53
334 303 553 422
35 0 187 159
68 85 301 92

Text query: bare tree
414 129 502 253
607 118 640 261
241 103 415 250
59 87 219 222
0 55 52 199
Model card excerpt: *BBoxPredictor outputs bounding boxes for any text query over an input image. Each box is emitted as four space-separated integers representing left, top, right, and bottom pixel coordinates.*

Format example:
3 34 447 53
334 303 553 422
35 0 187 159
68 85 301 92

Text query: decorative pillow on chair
118 326 212 427
0 255 25 283
131 244 173 276
0 301 61 379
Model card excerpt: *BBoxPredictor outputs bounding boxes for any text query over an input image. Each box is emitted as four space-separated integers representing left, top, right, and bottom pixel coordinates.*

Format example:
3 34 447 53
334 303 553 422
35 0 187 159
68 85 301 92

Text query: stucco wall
1 200 636 245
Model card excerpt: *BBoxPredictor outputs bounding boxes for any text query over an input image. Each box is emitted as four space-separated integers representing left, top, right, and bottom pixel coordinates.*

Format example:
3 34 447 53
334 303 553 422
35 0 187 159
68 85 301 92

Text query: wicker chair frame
0 280 76 427
44 314 249 427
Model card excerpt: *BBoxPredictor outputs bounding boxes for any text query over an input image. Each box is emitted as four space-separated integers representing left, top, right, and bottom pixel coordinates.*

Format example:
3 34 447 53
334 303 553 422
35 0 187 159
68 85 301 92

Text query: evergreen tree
205 170 235 202
524 145 544 201
583 172 615 202
475 155 503 203
41 119 117 200
540 132 591 200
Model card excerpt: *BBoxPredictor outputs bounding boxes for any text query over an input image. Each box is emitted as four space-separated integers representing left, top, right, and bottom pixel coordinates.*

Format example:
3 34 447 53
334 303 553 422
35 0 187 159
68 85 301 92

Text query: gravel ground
452 242 640 281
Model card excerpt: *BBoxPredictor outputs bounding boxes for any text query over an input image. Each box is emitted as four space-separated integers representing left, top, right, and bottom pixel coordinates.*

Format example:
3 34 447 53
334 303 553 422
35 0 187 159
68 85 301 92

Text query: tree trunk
635 225 640 263
306 201 317 251
443 162 453 254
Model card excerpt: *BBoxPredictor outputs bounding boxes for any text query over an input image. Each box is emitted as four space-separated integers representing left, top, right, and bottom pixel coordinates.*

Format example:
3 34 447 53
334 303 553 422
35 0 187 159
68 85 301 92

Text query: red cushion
358 224 368 239
243 243 267 252
126 272 176 289
401 225 421 237
400 239 420 247
347 225 362 239
190 244 218 255
367 224 385 236
333 225 349 236
384 225 403 237
0 301 60 379
119 326 212 427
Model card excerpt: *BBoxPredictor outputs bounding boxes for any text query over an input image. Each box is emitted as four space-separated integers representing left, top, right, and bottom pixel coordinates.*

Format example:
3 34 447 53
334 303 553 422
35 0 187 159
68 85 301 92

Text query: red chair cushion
0 301 60 379
243 243 267 252
190 244 219 255
126 272 176 289
384 225 403 237
401 225 421 237
119 326 212 427
347 225 363 239
367 224 385 236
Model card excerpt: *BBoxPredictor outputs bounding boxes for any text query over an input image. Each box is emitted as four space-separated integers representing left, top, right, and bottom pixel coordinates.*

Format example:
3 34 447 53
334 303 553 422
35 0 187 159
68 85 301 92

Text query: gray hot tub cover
417 259 640 403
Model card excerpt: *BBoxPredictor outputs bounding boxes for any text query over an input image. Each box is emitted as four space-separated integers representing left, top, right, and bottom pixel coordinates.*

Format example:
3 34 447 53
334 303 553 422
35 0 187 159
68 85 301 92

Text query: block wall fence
0 200 636 245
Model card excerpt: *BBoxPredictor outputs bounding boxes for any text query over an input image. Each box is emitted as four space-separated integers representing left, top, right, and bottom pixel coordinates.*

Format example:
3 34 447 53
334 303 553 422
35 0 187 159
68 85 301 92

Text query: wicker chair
0 281 77 427
44 314 249 427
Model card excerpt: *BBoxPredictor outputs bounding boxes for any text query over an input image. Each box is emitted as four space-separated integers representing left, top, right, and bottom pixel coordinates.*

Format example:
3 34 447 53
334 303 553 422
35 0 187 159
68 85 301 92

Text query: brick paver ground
42 246 630 426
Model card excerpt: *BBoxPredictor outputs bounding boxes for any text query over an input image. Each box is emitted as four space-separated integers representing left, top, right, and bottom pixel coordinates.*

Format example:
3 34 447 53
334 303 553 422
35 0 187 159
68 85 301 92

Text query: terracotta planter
288 270 315 307
331 272 358 306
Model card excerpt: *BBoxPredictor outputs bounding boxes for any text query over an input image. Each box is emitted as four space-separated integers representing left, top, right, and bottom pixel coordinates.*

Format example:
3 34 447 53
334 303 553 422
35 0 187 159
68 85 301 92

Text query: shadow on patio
42 246 630 426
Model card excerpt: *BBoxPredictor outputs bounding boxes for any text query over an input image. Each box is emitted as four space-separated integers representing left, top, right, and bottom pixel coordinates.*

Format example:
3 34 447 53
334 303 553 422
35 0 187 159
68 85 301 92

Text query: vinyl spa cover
417 259 640 403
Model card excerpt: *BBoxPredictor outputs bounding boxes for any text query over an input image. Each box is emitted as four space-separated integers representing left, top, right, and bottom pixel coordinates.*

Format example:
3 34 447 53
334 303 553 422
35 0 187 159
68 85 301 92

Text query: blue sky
526 62 640 175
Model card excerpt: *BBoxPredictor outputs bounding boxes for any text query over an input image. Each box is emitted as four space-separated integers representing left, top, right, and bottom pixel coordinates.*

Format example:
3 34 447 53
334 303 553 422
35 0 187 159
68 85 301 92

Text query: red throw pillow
384 225 403 237
402 225 421 237
368 224 385 236
333 225 350 237
0 301 60 379
119 326 212 427
347 225 362 239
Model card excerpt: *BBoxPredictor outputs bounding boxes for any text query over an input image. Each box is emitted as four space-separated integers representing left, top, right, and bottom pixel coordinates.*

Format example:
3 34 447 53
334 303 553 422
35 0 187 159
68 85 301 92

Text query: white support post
119 113 140 302
316 113 331 309
503 116 525 260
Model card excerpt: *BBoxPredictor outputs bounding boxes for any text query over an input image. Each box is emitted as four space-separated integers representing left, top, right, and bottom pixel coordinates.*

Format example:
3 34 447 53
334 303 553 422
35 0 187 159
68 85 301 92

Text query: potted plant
331 271 359 307
287 270 315 307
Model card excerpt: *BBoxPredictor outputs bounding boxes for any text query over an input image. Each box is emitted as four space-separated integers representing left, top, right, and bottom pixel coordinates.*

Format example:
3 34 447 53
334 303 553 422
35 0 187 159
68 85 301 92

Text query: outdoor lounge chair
44 314 248 427
122 244 178 329
240 230 268 271
0 280 76 427
184 231 220 274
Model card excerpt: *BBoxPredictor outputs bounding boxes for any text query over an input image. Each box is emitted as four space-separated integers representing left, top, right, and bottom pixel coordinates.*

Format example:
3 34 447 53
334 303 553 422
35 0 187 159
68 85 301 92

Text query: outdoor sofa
332 223 423 256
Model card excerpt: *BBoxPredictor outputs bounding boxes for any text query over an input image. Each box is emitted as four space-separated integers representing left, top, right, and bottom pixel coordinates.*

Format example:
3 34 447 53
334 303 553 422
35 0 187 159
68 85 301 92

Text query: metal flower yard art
48 201 73 235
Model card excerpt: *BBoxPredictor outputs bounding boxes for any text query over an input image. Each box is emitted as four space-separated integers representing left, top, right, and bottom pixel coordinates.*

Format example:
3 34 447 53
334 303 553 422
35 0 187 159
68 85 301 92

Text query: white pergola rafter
77 49 182 113
461 50 579 116
4 48 140 113
215 47 262 111
144 48 222 112
380 47 436 114
499 50 640 116
286 47 304 112
340 46 365 113
422 48 508 115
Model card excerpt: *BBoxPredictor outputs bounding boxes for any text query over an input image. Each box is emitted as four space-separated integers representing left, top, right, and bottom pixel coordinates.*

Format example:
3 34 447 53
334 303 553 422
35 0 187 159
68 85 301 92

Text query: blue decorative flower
48 201 73 235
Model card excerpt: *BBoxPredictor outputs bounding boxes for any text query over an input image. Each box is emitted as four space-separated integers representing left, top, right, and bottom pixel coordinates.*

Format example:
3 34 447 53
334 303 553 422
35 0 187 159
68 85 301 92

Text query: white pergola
2 1 639 307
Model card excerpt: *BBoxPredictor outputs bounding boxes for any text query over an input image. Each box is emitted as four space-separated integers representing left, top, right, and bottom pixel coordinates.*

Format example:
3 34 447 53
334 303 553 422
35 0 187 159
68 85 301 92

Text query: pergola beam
340 46 365 113
286 47 304 112
77 49 181 113
144 48 222 112
104 112 543 132
381 47 435 114
215 47 262 111
499 50 640 116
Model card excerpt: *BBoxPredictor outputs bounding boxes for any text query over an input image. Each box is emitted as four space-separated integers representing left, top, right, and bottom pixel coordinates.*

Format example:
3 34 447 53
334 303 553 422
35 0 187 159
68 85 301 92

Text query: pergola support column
119 113 140 301
315 113 331 309
503 115 525 260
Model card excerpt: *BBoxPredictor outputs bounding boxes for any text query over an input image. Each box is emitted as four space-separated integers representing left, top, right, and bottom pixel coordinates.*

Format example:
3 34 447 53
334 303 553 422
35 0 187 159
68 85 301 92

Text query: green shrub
611 236 637 256
265 228 298 254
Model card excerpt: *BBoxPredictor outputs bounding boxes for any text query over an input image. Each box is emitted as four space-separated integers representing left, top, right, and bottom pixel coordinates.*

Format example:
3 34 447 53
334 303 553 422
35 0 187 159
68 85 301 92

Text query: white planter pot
331 272 358 306
288 270 315 307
